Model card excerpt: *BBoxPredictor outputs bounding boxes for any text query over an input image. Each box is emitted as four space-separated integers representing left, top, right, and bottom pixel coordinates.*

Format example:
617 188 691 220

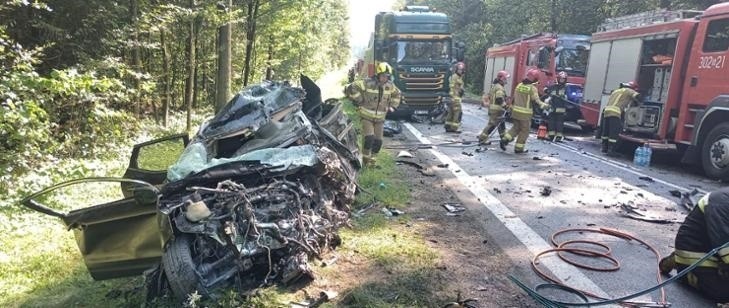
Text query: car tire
162 235 205 300
701 122 729 180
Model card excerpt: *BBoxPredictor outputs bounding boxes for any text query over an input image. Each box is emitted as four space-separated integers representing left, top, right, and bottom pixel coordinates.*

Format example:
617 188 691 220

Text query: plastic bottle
643 144 652 167
634 145 644 166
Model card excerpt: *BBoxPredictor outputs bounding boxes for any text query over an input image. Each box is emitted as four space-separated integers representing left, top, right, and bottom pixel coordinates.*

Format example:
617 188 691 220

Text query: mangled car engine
148 78 360 299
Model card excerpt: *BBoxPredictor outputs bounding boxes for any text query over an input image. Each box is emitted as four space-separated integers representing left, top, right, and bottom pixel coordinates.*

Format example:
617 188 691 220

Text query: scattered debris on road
540 186 552 196
397 150 414 158
437 163 450 168
532 156 543 161
442 203 466 213
396 160 435 177
383 120 403 137
669 190 682 198
638 176 654 182
619 203 676 224
462 151 474 157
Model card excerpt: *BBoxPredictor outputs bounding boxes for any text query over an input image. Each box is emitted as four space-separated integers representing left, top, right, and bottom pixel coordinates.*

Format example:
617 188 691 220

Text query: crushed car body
21 76 361 300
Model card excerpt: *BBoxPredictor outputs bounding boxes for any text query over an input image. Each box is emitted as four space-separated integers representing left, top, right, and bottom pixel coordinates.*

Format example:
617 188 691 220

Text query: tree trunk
550 0 558 32
130 0 142 116
265 42 274 80
161 30 171 127
185 0 196 133
242 0 260 86
216 0 233 113
193 17 201 109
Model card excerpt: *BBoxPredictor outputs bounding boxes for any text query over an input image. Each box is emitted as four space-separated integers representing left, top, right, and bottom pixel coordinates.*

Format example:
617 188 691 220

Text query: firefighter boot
601 141 609 154
607 145 620 157
659 252 676 275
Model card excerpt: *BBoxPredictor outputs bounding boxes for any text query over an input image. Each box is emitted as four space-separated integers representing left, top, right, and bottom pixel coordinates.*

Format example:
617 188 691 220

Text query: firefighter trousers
601 115 622 153
502 118 531 153
547 112 565 140
445 98 462 131
479 110 506 142
361 118 384 163
676 265 729 302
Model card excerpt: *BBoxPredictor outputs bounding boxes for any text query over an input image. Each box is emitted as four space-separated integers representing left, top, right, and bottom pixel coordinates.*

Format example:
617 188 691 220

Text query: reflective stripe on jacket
489 83 506 114
346 78 401 120
604 88 639 118
450 74 464 98
511 82 547 121
674 190 729 267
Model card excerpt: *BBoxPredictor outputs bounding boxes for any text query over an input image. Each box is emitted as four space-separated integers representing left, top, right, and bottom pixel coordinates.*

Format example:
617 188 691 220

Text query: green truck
359 5 464 118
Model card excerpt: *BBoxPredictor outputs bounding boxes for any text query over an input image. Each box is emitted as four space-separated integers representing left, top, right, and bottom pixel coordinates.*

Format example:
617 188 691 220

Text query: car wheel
701 122 729 180
162 235 205 300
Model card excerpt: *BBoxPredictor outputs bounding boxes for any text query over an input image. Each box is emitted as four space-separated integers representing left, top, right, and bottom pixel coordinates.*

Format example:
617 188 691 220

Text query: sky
347 0 395 57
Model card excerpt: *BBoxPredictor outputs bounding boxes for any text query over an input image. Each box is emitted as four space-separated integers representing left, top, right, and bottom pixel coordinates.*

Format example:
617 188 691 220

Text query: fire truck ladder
599 9 702 32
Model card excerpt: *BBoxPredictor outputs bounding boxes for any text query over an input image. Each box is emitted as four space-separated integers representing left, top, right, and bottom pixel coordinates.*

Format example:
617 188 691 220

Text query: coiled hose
510 227 729 307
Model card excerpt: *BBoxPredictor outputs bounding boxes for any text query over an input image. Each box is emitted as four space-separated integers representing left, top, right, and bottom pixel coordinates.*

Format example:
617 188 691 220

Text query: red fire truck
581 3 729 179
484 33 591 129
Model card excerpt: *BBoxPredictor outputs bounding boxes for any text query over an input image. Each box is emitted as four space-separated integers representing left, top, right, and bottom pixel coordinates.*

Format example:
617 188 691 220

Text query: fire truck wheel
701 122 729 180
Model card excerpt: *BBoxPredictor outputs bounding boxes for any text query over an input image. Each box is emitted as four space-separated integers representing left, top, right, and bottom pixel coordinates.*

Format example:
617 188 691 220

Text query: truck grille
402 94 441 107
398 73 446 91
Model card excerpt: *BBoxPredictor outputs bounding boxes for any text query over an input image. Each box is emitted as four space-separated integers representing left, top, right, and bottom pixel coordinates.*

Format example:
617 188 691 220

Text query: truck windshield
556 48 589 76
395 41 450 64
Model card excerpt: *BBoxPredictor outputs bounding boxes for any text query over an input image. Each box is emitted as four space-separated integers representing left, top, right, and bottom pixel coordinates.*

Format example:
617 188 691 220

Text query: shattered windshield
395 40 450 64
556 48 589 76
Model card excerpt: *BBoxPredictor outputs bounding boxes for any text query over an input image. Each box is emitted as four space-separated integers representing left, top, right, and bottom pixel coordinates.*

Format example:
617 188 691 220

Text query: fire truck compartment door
584 41 611 103
504 56 516 95
604 38 642 95
484 57 496 93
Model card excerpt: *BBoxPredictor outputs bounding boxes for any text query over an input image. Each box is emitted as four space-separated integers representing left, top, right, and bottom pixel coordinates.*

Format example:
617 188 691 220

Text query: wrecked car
21 76 360 300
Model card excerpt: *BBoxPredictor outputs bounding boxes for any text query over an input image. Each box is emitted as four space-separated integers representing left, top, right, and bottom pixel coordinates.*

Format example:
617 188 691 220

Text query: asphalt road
395 103 722 307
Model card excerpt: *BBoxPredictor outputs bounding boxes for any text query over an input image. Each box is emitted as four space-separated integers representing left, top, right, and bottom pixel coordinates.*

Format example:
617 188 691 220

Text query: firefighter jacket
346 78 401 121
488 82 506 114
450 73 464 99
674 189 729 269
544 84 567 114
511 80 548 121
603 88 639 118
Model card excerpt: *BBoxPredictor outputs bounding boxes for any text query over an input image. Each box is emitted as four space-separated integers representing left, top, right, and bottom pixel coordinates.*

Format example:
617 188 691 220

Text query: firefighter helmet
557 71 568 82
376 62 393 77
526 68 540 82
497 70 510 80
622 81 639 90
454 62 466 75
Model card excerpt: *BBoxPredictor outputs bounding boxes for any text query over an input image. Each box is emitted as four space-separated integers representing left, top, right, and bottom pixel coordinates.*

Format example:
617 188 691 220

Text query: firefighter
601 81 641 156
543 71 568 142
345 62 402 166
445 62 466 133
499 69 549 154
659 188 729 303
478 70 510 144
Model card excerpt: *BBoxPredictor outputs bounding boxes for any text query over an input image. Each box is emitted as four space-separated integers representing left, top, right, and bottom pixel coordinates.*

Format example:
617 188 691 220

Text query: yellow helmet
376 62 393 77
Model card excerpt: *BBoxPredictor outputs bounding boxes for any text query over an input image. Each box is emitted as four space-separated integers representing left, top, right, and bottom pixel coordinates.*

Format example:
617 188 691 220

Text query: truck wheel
162 235 205 300
701 122 729 180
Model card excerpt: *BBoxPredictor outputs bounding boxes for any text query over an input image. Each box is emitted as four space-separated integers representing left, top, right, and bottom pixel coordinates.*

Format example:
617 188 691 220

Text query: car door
122 133 189 197
21 134 188 280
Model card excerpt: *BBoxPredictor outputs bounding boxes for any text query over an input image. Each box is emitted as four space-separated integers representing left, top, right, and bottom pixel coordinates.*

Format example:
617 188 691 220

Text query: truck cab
680 4 729 179
370 6 464 118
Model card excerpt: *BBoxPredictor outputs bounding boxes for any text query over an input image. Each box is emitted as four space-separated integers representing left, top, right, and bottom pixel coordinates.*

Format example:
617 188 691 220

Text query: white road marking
403 122 611 298
550 141 709 195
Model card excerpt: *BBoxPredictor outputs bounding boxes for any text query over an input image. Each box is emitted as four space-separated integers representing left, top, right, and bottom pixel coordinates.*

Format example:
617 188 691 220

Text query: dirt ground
294 139 537 307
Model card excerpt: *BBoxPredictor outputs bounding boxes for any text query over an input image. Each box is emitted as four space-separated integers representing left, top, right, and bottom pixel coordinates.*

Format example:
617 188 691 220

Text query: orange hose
530 227 667 307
